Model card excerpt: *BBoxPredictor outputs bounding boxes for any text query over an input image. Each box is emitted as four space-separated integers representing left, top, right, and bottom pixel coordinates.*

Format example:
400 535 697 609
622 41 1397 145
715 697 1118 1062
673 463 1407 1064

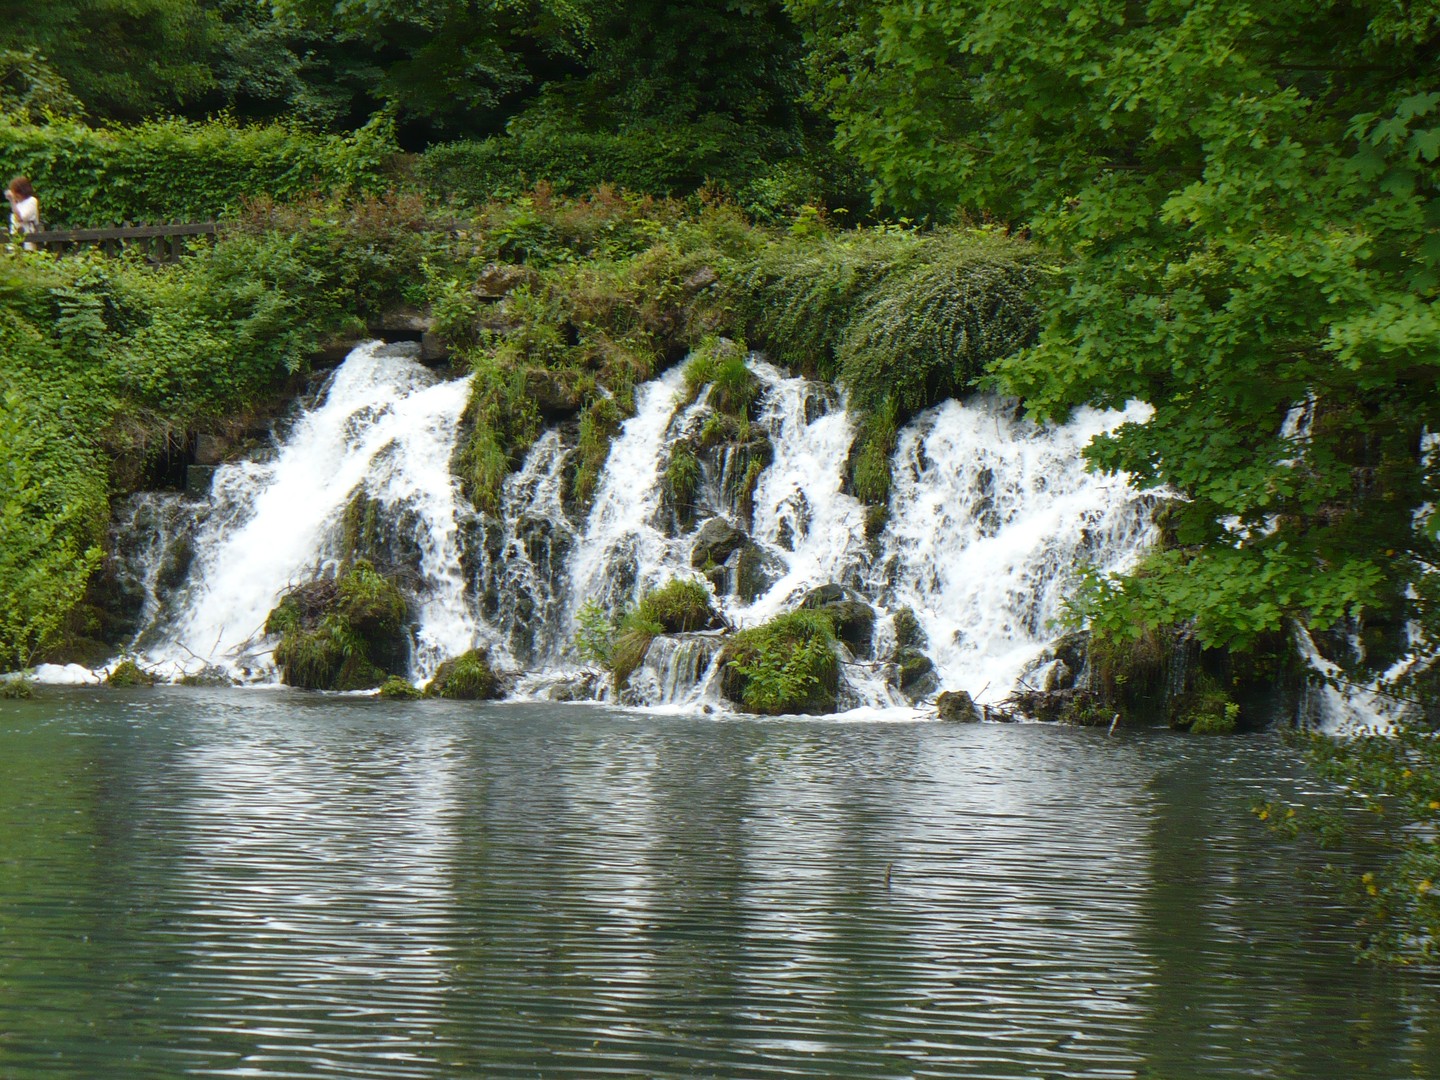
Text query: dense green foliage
265 560 408 691
0 346 106 670
799 0 1440 959
720 609 839 714
0 115 392 227
424 649 501 699
801 0 1440 656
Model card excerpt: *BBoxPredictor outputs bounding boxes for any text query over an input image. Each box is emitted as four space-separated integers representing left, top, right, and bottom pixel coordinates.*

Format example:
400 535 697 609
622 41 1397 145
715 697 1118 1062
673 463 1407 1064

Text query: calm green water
1 690 1437 1079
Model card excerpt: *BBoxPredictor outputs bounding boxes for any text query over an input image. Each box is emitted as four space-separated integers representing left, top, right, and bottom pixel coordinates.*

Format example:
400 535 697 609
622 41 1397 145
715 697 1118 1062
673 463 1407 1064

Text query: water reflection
1 691 1439 1078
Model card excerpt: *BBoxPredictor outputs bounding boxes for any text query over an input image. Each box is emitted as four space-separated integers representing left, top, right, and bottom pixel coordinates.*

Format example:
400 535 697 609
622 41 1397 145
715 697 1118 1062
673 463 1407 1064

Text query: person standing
6 176 40 250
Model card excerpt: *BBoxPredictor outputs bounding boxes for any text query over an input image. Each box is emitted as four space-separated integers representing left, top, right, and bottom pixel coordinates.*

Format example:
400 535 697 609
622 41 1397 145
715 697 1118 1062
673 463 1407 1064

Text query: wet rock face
799 584 876 658
690 516 749 569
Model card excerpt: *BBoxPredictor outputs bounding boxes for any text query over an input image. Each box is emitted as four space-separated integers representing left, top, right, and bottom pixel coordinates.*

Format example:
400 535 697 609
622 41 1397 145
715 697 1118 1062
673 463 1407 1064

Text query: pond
2 689 1437 1078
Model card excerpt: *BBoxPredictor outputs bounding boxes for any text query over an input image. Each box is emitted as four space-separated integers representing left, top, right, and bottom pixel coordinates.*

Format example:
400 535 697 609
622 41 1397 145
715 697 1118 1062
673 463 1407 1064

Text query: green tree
798 0 1440 958
798 0 1440 654
0 387 103 670
0 0 222 120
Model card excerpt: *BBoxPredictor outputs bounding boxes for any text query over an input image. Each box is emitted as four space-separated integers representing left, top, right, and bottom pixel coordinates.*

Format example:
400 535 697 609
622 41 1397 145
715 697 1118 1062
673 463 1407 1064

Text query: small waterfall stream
104 342 1160 712
141 342 475 682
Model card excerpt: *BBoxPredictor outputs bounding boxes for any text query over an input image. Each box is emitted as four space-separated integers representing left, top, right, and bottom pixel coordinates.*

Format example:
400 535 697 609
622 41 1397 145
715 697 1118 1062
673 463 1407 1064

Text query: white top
10 195 39 234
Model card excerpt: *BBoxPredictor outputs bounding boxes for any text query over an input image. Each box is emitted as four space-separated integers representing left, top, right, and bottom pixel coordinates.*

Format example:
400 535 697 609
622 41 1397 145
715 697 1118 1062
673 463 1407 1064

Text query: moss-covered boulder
264 560 410 691
424 649 502 700
690 516 749 569
937 689 982 723
639 578 723 634
883 606 938 699
177 666 236 687
800 584 876 657
379 676 423 699
718 610 840 714
107 658 160 687
599 579 725 693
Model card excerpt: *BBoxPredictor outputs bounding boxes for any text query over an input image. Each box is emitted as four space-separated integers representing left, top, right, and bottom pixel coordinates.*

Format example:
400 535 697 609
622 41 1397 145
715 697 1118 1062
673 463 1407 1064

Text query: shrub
418 122 788 205
106 658 157 686
0 114 394 227
265 561 408 691
424 649 501 700
719 610 840 714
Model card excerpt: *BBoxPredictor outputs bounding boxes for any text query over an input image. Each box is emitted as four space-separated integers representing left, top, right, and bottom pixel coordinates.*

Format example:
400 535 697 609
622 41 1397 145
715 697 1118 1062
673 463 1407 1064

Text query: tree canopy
798 0 1440 661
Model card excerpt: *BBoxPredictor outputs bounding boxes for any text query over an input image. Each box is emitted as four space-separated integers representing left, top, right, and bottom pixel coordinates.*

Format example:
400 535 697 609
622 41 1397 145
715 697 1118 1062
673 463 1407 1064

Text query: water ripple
1 691 1438 1078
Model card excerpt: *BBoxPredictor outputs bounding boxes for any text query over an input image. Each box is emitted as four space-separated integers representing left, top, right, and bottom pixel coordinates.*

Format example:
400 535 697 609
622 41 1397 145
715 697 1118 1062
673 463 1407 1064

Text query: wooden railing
26 221 218 262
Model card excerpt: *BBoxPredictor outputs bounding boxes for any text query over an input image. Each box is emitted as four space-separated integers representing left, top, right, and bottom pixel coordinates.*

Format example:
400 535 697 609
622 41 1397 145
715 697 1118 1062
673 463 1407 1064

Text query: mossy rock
177 666 236 687
424 649 502 700
107 659 159 687
891 607 929 653
265 560 410 691
894 648 937 696
638 578 722 634
379 676 423 700
800 585 876 657
0 677 34 699
936 689 982 723
718 610 840 715
690 516 749 568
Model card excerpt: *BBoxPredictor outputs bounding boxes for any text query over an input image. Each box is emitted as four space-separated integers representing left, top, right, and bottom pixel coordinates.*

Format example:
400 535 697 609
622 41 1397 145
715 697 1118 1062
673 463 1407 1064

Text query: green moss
424 649 501 700
664 444 701 526
266 561 408 691
636 578 718 634
572 396 627 511
742 228 1037 412
379 675 423 699
849 396 899 506
683 337 757 416
611 625 660 691
0 677 34 699
719 610 840 715
106 658 158 687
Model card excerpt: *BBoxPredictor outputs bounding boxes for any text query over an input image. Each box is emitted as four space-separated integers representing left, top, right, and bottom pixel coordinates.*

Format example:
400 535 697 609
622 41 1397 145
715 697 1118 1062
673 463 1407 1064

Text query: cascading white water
101 342 1163 713
739 362 871 619
143 342 476 682
874 396 1155 702
470 429 577 668
564 366 698 625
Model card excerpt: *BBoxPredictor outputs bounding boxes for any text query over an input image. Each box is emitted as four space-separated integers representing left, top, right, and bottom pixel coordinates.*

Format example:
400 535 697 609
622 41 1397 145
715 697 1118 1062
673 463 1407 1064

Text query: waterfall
875 397 1155 702
97 343 1162 713
139 342 476 682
